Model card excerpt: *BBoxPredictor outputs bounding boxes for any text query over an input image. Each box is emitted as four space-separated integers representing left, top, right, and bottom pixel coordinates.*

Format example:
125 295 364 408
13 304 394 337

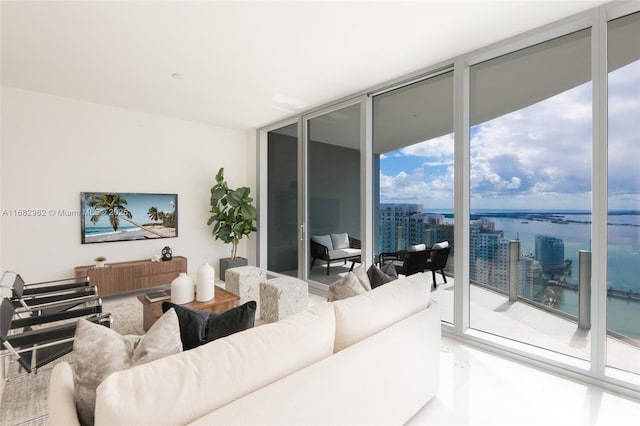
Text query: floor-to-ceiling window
373 71 455 324
607 11 640 376
258 2 640 396
468 28 593 359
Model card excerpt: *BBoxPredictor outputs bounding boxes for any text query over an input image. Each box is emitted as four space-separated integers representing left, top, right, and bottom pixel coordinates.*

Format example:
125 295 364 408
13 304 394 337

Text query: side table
137 286 239 331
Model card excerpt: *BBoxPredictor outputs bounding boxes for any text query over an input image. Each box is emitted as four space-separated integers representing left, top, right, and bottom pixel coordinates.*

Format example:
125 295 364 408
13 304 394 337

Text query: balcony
308 261 639 376
431 276 640 376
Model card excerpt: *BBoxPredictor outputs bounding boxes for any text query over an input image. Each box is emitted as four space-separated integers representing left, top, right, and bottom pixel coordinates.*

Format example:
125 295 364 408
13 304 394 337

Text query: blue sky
379 61 639 211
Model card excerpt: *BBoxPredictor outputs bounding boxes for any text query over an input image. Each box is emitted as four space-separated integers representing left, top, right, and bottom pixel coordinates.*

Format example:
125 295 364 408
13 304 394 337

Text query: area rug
0 299 143 426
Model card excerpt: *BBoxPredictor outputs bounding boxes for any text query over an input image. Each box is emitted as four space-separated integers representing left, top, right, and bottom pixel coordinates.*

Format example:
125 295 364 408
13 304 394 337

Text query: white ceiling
1 1 608 131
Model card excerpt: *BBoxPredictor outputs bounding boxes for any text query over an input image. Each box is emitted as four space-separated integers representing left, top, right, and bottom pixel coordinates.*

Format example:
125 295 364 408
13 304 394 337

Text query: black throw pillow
161 302 208 350
205 300 257 341
367 262 398 289
161 301 256 350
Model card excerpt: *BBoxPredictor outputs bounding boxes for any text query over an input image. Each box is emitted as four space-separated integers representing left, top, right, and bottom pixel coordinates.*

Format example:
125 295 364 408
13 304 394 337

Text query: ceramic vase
171 272 194 304
196 263 215 302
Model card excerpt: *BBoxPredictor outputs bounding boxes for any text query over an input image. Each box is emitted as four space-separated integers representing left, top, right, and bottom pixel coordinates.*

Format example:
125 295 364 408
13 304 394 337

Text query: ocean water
84 225 137 235
481 212 640 338
427 209 640 338
490 213 640 293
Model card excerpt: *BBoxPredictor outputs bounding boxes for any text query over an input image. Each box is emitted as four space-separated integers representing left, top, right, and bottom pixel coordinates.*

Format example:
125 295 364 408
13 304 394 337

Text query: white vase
196 263 215 302
171 273 194 304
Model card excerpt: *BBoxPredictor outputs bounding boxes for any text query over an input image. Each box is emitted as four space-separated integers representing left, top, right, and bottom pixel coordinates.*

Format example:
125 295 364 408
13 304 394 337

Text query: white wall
0 86 254 283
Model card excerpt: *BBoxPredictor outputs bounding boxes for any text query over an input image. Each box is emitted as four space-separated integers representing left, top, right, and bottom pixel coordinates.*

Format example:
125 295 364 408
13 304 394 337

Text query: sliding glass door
266 123 299 277
306 102 362 284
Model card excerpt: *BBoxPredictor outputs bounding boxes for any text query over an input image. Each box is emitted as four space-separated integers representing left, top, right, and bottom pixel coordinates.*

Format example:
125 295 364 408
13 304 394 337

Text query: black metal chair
379 250 429 277
424 246 451 289
0 297 111 376
3 272 98 316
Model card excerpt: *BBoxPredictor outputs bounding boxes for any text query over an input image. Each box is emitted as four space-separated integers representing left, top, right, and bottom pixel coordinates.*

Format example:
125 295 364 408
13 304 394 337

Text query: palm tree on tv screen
147 206 164 223
87 194 164 237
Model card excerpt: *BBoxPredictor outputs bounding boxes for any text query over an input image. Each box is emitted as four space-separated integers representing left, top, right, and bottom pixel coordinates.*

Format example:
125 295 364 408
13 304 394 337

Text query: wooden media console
75 256 187 296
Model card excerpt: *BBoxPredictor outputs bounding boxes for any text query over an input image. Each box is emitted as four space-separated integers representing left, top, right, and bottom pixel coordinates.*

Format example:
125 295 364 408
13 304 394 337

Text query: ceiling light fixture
171 73 184 80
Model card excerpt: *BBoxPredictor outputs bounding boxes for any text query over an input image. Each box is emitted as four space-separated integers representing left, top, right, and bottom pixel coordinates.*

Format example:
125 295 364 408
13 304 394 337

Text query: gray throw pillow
72 308 182 426
367 263 398 289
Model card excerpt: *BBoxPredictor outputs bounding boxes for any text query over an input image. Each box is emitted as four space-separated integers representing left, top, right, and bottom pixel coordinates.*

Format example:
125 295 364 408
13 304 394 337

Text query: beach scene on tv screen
82 193 177 243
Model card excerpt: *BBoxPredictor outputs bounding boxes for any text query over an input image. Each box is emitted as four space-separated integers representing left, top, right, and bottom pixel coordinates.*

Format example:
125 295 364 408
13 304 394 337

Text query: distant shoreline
84 226 176 243
432 210 640 226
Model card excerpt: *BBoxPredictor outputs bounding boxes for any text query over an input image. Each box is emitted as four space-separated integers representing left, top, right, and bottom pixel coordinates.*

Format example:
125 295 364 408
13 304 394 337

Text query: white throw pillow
311 234 333 250
408 244 426 252
73 309 182 425
352 264 372 291
330 233 350 249
327 272 366 302
432 241 449 249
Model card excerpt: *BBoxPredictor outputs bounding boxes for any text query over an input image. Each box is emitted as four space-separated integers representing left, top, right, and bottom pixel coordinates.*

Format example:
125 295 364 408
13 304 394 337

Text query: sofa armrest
48 362 80 426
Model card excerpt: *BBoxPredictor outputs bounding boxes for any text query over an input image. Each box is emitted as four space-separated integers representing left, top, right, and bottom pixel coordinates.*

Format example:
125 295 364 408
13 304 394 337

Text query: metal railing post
509 240 520 301
578 250 592 329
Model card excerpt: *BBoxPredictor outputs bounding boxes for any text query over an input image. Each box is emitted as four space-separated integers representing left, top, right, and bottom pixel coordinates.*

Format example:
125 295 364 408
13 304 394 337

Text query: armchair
310 233 361 275
424 246 451 289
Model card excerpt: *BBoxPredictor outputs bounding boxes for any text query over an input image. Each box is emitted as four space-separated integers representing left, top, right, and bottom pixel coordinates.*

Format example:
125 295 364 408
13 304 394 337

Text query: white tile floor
408 336 640 425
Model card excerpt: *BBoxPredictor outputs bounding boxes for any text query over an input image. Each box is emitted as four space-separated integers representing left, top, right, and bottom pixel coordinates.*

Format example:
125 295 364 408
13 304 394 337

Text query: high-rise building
379 204 422 252
519 256 544 299
535 235 565 274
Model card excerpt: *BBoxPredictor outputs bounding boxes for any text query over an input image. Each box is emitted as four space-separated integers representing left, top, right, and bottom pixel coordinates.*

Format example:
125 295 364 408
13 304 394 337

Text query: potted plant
207 167 258 280
94 256 107 268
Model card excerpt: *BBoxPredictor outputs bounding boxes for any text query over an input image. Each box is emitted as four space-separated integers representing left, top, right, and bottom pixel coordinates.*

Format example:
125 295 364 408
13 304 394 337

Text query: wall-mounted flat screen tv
81 192 178 244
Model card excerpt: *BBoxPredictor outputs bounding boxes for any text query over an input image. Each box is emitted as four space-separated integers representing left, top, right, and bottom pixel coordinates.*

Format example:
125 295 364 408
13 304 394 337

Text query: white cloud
379 60 639 210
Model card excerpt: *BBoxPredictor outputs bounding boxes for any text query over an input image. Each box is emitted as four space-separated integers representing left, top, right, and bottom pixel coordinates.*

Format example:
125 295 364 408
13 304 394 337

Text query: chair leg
431 270 437 289
440 269 447 283
326 262 330 276
311 257 316 268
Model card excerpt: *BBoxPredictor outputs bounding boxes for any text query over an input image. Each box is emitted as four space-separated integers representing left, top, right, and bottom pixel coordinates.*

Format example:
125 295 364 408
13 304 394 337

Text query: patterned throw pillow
352 264 372 291
72 309 182 426
327 272 366 302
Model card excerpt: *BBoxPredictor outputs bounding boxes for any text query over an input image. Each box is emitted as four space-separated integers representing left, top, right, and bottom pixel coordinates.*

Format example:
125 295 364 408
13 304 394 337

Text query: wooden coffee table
137 286 240 331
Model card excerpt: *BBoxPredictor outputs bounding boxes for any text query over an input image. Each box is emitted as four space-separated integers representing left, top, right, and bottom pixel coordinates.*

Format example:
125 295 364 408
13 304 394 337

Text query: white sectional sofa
48 273 440 425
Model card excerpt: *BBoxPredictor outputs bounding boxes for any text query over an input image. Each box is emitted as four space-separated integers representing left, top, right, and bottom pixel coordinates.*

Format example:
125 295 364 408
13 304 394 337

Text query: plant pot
219 257 248 281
